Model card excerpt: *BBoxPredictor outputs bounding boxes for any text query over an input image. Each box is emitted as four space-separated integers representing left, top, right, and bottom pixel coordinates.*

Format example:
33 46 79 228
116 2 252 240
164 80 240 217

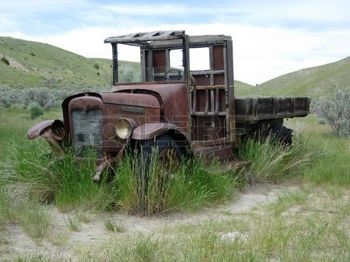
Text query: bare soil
1 183 294 260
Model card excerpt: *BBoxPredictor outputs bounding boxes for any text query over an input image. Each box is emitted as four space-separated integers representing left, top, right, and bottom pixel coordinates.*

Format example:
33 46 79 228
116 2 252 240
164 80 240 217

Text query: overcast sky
0 0 349 85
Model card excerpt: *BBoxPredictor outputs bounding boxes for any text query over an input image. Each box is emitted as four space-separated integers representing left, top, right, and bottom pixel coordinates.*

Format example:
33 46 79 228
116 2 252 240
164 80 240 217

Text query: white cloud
21 22 350 85
1 0 349 84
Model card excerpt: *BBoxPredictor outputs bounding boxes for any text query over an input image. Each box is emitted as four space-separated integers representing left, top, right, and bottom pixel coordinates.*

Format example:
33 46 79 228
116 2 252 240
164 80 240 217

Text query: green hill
1 36 349 100
235 57 350 98
0 36 113 89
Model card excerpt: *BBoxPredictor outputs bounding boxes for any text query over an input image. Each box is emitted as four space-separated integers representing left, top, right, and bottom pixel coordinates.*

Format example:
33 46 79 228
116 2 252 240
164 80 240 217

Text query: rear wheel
271 125 292 145
246 120 293 145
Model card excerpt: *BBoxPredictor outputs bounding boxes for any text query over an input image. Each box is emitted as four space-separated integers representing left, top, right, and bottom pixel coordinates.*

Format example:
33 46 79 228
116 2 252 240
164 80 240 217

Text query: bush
1 56 9 65
1 95 11 108
25 88 52 108
119 64 141 82
27 102 44 119
314 88 350 137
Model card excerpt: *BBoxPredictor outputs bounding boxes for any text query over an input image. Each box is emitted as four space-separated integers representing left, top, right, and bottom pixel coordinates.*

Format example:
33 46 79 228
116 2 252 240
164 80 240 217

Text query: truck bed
234 97 310 122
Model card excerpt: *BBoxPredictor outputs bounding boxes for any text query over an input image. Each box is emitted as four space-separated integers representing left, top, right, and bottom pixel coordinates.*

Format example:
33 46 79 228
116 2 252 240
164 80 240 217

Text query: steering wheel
164 68 183 80
164 68 196 92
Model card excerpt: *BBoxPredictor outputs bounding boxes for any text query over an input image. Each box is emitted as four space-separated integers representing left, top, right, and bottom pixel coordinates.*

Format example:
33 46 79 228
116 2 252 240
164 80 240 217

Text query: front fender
27 119 65 153
131 123 189 141
28 120 55 139
131 123 191 157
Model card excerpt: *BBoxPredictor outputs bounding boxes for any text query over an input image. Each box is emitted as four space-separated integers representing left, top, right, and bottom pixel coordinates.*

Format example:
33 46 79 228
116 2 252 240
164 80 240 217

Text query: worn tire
135 134 183 214
271 125 293 145
140 134 182 169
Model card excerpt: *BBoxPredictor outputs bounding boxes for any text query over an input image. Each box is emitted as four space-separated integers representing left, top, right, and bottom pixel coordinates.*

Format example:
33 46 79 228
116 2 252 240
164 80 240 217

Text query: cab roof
104 30 231 48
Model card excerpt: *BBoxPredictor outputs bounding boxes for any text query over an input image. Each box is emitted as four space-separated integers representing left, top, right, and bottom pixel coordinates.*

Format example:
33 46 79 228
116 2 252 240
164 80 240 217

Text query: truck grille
71 109 102 157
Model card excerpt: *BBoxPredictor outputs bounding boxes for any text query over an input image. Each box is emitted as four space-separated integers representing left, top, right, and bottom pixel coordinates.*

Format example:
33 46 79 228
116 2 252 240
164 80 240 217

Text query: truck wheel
135 134 182 214
272 125 293 145
140 134 182 171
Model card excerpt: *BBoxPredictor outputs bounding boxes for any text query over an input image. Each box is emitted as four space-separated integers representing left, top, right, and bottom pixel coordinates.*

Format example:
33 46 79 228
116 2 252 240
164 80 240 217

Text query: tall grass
113 153 238 215
238 135 318 183
287 115 350 186
302 135 350 186
0 188 51 240
9 143 114 211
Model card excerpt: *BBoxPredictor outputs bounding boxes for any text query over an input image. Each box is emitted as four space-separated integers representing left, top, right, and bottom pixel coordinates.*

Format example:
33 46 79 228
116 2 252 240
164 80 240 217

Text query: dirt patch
1 183 295 260
0 53 28 72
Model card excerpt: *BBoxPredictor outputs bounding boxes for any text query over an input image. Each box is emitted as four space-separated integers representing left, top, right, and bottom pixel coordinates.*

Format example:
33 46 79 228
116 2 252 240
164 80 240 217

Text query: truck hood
99 92 160 108
113 82 188 116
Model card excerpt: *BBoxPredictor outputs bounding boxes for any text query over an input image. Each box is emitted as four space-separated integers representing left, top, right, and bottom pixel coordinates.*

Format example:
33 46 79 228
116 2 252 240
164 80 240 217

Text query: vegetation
113 154 237 215
235 56 350 98
0 36 112 88
314 88 350 137
1 37 350 260
0 36 139 91
238 135 317 184
27 102 44 119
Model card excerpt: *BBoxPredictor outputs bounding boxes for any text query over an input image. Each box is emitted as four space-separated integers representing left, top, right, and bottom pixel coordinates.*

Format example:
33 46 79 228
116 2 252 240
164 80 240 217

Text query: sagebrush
314 88 350 137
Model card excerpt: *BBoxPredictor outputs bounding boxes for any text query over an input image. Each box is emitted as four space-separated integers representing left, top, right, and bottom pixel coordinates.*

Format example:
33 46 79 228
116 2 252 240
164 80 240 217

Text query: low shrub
1 56 9 65
27 102 44 119
314 88 350 137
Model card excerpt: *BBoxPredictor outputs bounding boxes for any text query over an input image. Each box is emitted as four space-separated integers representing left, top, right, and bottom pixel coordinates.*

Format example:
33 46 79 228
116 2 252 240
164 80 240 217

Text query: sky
0 0 349 85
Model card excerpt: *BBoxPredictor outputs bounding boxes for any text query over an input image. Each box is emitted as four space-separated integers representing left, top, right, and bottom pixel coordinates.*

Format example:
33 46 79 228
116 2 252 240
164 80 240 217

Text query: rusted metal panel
152 50 166 74
131 122 189 140
27 120 55 139
100 92 160 108
115 83 189 134
104 31 185 45
213 46 224 70
27 119 65 154
235 97 310 122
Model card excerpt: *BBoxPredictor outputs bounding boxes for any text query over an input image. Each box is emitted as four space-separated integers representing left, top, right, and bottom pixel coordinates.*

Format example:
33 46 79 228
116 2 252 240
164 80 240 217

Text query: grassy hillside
235 57 350 98
0 36 113 88
1 36 349 99
234 80 255 91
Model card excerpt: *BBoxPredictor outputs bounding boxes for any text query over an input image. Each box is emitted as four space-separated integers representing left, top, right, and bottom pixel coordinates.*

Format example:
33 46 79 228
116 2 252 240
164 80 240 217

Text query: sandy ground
1 183 293 260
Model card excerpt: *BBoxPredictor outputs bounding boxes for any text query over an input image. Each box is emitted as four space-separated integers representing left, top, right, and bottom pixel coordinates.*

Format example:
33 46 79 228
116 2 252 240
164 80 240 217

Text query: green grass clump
8 142 114 211
113 154 238 215
238 135 317 183
27 102 44 119
0 107 239 215
302 135 350 186
0 189 51 240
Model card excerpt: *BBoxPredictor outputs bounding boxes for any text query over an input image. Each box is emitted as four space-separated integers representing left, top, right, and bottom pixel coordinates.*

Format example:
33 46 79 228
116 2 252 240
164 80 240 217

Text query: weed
113 153 238 215
67 216 80 232
27 102 44 119
134 236 158 262
238 135 317 183
0 194 51 240
104 218 125 233
10 141 114 211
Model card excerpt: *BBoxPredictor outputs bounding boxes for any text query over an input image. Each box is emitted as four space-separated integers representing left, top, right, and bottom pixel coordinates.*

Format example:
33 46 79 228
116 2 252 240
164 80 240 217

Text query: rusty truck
27 31 310 180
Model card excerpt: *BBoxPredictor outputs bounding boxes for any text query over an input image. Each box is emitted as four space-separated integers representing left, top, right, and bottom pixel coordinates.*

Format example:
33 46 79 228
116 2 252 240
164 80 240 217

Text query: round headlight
115 118 132 139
